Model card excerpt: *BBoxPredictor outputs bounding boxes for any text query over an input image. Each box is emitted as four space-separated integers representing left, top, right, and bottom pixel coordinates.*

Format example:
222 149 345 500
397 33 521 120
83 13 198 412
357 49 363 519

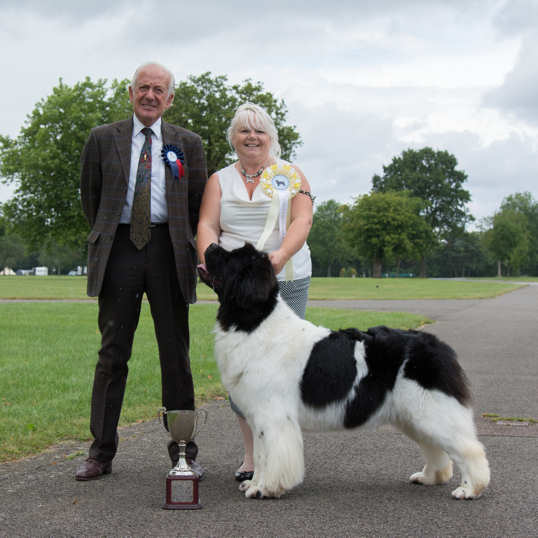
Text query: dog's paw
241 482 285 499
244 484 266 499
451 483 482 500
410 462 453 485
238 480 252 492
410 471 436 485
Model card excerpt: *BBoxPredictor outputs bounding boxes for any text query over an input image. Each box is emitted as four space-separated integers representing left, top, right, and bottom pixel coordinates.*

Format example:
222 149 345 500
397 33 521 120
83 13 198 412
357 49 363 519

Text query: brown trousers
89 224 194 462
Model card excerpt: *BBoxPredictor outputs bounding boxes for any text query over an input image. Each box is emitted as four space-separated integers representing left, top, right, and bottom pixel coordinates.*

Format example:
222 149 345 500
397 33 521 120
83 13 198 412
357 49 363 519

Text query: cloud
483 33 538 124
483 0 538 124
1 0 537 226
412 129 538 224
291 100 396 206
1 0 128 19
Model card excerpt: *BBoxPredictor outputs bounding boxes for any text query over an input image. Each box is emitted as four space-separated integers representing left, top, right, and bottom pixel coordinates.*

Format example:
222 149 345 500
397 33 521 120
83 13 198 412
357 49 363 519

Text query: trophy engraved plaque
160 408 206 510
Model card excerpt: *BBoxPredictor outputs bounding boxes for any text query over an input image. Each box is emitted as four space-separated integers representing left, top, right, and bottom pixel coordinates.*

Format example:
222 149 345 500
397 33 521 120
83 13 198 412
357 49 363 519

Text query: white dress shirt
120 114 168 224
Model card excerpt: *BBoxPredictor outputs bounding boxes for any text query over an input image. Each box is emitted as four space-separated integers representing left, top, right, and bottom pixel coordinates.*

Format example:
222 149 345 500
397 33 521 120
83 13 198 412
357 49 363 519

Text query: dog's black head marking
203 243 279 333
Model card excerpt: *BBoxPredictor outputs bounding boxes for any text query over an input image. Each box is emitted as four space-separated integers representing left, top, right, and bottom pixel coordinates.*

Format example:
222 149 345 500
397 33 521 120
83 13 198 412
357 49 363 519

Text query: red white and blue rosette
161 144 185 179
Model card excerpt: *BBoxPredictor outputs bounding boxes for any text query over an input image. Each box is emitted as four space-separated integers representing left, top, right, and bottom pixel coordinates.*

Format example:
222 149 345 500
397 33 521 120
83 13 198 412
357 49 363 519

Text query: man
76 62 207 480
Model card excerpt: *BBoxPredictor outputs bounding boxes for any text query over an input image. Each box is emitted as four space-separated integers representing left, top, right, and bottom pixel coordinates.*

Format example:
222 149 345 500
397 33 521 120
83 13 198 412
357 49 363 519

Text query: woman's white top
217 160 312 281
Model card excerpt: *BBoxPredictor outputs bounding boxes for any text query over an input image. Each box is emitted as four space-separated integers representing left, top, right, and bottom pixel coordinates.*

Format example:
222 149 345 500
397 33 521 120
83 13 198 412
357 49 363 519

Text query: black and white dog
201 243 490 500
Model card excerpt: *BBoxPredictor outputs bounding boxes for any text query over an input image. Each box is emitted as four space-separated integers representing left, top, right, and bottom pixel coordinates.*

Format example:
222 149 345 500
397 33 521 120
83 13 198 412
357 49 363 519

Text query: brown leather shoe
75 458 112 481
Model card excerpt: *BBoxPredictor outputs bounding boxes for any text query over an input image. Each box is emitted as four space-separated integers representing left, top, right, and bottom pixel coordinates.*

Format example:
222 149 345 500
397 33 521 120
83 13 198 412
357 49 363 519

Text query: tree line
310 190 538 278
310 146 537 278
0 75 536 277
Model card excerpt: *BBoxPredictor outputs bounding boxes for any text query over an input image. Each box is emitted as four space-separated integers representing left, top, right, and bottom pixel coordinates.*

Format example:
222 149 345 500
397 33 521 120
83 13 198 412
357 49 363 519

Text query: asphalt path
1 285 537 537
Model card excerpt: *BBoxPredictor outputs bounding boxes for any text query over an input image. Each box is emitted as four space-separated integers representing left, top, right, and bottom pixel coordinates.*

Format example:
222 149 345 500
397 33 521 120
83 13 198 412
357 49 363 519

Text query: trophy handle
158 407 167 427
159 407 207 439
193 409 208 437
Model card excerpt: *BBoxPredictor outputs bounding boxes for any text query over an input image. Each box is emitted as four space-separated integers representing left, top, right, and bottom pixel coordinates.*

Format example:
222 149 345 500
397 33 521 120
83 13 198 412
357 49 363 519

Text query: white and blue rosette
257 163 302 280
161 144 185 179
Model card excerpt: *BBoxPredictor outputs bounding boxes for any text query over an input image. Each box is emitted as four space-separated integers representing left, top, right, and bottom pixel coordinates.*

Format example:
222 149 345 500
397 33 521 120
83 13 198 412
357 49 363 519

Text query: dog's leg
446 438 490 500
409 442 453 485
398 400 490 499
239 414 304 499
425 410 490 500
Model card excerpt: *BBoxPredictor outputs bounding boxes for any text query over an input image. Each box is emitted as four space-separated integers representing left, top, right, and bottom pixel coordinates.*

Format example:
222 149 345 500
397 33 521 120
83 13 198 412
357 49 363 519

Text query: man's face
129 65 174 126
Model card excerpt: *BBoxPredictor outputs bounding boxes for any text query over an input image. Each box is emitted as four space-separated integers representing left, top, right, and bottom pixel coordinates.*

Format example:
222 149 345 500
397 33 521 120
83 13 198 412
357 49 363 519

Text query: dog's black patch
401 330 470 405
343 326 470 428
204 243 278 333
300 330 364 408
359 326 470 406
343 326 404 428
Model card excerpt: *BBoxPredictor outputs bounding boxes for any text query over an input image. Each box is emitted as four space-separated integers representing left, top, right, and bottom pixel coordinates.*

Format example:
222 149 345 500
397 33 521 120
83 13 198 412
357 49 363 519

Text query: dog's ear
197 264 213 288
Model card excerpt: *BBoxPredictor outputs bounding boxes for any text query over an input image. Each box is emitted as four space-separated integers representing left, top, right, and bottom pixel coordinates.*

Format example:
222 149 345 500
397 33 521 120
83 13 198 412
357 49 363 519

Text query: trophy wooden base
163 474 202 510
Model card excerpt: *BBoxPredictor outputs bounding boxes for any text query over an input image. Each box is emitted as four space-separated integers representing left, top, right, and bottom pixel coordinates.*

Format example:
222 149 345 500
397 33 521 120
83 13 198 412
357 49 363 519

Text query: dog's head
202 243 279 332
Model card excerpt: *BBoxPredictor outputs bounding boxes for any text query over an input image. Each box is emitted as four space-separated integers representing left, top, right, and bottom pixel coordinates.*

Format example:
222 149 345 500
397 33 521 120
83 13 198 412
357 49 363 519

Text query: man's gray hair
131 62 176 96
227 103 281 160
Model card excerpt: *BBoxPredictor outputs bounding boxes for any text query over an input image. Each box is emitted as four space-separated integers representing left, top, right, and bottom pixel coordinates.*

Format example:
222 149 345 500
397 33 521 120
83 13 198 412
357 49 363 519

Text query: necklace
240 166 264 184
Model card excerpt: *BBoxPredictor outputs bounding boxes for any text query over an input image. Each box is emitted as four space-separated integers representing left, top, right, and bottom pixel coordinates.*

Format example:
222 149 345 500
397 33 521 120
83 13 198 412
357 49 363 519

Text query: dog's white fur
214 295 490 500
202 242 491 500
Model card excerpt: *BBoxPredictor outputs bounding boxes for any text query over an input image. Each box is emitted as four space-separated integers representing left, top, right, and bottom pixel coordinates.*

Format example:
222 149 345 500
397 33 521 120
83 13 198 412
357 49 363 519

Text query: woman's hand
269 249 288 275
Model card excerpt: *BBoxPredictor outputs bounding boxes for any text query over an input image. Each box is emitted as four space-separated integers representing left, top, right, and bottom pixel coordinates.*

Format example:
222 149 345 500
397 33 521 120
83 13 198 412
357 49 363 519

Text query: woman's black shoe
235 469 254 482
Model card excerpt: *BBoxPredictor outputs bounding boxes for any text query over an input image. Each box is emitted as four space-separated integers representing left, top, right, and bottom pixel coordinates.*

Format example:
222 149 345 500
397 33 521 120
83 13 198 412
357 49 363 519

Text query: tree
342 192 432 277
485 207 530 277
308 200 350 276
0 78 131 250
1 73 301 252
0 228 26 270
497 192 538 274
165 72 302 175
372 147 473 239
38 238 85 275
0 210 38 270
426 231 493 277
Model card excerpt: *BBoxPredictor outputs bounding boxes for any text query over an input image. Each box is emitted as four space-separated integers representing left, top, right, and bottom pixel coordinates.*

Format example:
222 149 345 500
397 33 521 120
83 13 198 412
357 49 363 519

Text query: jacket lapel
113 118 133 186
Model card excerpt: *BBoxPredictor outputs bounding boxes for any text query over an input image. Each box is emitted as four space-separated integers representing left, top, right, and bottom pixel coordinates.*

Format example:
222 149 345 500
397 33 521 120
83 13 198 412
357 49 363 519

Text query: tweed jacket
80 118 207 302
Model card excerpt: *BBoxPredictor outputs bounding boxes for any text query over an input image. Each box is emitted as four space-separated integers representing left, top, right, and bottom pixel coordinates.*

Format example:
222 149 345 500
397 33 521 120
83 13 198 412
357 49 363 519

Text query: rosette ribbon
161 144 185 180
257 164 302 280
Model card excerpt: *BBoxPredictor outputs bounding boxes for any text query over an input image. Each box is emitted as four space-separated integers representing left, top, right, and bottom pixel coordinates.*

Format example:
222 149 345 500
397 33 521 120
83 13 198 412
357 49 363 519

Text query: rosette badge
260 164 301 199
256 163 302 280
162 145 185 180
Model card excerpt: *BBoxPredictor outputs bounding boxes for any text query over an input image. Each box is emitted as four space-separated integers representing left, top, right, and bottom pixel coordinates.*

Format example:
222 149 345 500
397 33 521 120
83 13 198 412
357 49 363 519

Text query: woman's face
232 122 271 163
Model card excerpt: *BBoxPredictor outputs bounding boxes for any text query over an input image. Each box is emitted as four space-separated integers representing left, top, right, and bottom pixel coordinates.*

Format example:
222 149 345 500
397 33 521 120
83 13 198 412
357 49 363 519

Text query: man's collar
132 114 162 139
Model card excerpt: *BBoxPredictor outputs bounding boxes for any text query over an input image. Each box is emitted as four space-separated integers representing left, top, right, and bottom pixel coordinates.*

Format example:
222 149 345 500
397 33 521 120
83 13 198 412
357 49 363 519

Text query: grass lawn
475 275 538 282
0 301 429 462
307 278 522 300
0 274 525 462
0 275 523 300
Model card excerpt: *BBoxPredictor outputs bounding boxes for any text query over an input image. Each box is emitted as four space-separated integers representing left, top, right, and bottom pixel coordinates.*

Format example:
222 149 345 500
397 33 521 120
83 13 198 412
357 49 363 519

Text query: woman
197 102 314 481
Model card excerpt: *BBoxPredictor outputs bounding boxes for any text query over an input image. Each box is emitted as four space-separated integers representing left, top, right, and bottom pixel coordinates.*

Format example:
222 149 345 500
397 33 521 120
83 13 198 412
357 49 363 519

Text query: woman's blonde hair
227 103 281 160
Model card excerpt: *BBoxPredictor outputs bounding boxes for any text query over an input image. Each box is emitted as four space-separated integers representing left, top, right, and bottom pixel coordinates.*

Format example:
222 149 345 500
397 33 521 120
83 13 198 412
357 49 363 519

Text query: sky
1 0 537 226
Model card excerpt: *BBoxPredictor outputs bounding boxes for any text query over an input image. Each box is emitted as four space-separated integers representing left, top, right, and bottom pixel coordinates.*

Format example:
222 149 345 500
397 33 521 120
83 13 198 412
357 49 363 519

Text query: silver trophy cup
161 408 206 510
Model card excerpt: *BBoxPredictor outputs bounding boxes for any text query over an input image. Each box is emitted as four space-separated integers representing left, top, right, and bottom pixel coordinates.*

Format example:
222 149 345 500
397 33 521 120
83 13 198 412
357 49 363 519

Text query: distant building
0 267 16 276
33 266 49 276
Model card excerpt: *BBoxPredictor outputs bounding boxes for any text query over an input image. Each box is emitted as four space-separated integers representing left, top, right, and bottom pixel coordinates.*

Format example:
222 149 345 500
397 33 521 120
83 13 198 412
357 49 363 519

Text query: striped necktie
130 127 152 249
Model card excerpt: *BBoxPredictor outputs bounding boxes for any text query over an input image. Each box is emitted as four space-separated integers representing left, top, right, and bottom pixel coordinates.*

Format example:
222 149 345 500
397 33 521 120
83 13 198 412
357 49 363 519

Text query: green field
0 275 524 462
0 275 523 300
0 301 428 462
